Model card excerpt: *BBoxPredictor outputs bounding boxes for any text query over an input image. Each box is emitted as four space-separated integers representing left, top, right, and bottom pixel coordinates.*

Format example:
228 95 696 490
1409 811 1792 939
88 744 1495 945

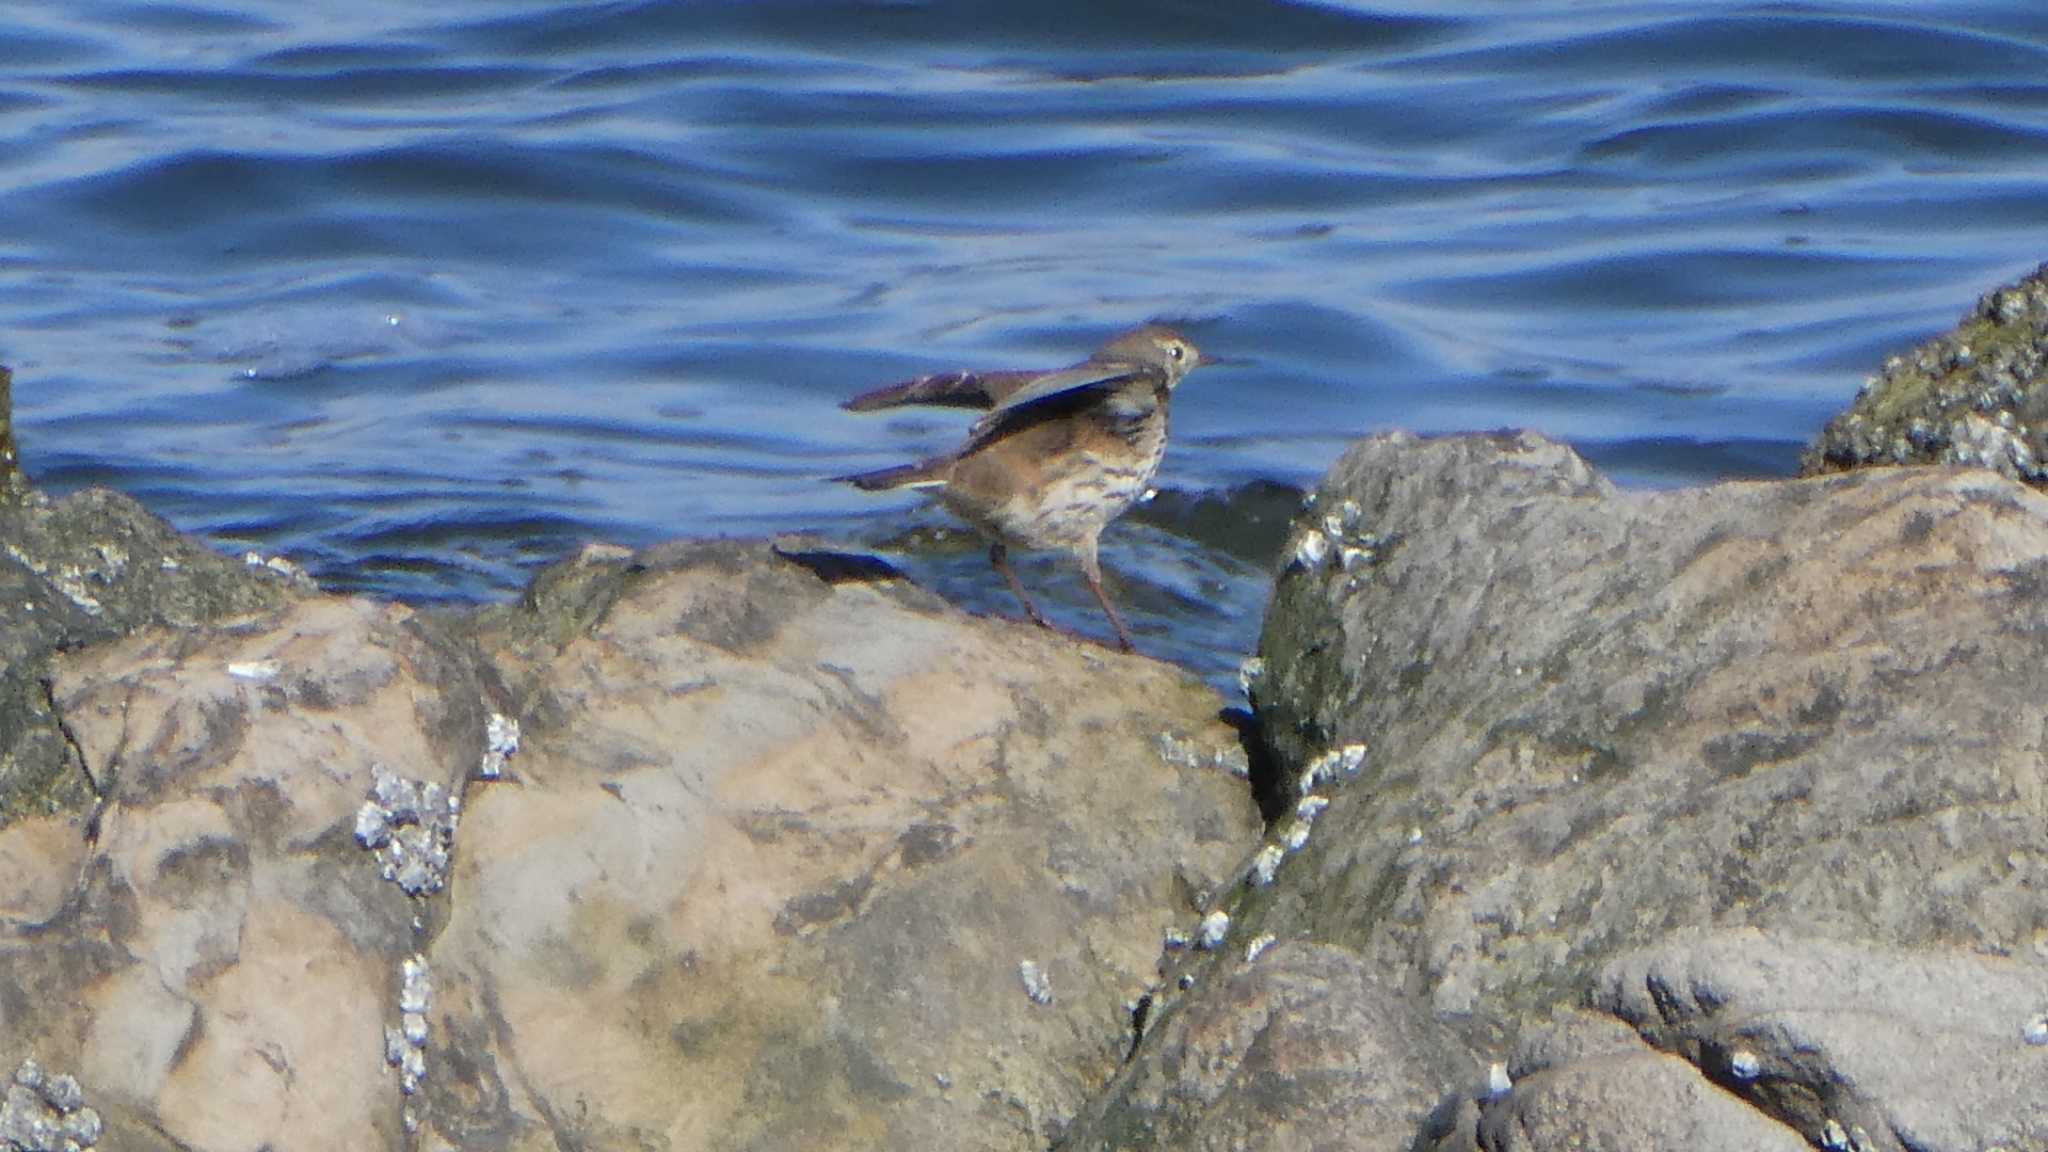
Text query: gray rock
1471 1043 1810 1152
1248 430 2048 1145
1595 930 2048 1152
1061 941 1476 1152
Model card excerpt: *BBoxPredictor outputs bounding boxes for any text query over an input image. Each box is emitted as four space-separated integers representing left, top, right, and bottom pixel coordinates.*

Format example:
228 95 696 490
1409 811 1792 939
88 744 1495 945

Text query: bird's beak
1196 352 1250 368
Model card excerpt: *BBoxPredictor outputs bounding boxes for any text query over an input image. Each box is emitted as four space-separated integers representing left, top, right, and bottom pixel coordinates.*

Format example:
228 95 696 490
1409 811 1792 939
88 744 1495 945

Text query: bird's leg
1078 542 1137 653
989 543 1053 630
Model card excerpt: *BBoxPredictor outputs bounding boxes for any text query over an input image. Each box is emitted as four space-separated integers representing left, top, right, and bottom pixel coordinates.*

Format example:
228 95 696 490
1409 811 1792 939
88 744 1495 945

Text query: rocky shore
6 266 2048 1151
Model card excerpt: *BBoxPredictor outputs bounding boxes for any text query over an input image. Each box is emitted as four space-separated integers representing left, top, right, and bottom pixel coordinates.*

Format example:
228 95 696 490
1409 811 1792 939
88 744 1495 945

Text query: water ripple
3 0 2045 683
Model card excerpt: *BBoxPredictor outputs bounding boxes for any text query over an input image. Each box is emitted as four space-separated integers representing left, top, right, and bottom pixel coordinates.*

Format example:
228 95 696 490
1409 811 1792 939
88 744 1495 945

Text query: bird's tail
833 460 948 491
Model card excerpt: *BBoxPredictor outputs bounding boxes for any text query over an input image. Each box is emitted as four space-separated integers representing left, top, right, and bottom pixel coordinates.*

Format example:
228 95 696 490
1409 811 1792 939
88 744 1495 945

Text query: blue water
5 1 2047 681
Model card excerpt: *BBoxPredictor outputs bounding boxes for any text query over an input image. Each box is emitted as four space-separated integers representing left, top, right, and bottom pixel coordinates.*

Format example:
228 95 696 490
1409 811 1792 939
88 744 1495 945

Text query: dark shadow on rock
1217 704 1291 824
771 546 905 585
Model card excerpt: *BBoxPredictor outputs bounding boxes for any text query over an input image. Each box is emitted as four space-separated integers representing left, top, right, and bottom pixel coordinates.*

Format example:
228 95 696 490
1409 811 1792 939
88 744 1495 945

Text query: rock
1059 941 1477 1152
1803 261 2048 481
421 539 1259 1150
0 366 24 504
1470 1042 1810 1152
1244 430 2048 1145
0 536 1259 1151
0 480 305 828
1 593 490 1152
1594 930 2048 1152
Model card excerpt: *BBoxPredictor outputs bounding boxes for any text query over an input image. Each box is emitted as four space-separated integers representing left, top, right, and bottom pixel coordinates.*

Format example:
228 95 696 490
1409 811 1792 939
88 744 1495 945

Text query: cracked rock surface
1202 429 2048 1152
0 481 301 827
0 526 1259 1151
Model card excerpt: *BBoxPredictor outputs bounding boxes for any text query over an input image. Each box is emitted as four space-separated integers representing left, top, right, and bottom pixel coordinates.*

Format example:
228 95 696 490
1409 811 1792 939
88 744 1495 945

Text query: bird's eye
1170 344 1185 360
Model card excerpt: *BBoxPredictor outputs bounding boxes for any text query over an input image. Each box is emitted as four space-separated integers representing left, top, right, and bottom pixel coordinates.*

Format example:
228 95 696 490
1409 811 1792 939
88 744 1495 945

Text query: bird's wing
980 363 1140 416
841 369 1041 412
962 365 1151 447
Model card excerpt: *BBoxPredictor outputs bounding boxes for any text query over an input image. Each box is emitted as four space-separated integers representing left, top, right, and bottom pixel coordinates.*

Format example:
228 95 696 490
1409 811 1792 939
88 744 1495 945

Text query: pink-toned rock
3 594 488 1152
0 540 1259 1151
421 540 1259 1151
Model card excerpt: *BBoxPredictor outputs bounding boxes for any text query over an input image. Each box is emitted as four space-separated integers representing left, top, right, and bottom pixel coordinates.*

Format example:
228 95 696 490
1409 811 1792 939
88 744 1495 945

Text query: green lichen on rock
0 366 26 505
1803 262 2048 480
0 480 306 828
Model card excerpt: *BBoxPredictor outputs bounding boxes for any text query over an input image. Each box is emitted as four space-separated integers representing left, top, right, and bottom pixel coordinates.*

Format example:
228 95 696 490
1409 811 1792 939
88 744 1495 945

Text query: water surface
5 1 2047 682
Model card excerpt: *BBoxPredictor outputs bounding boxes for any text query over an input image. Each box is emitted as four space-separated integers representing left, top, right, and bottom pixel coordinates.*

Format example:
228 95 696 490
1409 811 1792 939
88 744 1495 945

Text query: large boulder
0 537 1260 1151
1089 430 2048 1152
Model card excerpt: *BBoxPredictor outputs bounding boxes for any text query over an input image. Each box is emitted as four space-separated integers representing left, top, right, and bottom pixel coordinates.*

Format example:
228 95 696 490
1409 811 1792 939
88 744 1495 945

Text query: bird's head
1104 325 1206 387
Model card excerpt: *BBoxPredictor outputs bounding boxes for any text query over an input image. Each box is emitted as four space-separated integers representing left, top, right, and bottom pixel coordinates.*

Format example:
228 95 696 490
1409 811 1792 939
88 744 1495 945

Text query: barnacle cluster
1286 497 1380 577
383 954 434 1132
0 1058 100 1151
478 712 520 780
354 765 459 897
1804 262 2048 483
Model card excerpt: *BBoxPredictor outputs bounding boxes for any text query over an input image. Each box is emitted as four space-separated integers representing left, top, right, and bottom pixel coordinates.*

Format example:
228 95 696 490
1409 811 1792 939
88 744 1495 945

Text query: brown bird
836 324 1206 652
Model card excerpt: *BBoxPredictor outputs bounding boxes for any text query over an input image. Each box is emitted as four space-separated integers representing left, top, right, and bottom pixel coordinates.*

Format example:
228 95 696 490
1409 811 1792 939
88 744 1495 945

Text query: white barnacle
1163 928 1190 952
1196 910 1231 950
1243 933 1276 964
1485 1062 1512 1099
1017 959 1054 1006
399 1044 426 1093
486 712 519 753
1298 752 1336 795
479 712 521 780
1339 545 1373 571
1295 794 1329 822
1290 529 1329 570
401 1011 429 1047
354 802 391 849
226 659 281 681
400 955 433 1014
1236 657 1266 697
1729 1048 1761 1080
1278 820 1311 852
2024 1014 2048 1046
62 1105 102 1145
1249 843 1285 887
1337 743 1367 774
44 1072 83 1112
384 1026 408 1067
